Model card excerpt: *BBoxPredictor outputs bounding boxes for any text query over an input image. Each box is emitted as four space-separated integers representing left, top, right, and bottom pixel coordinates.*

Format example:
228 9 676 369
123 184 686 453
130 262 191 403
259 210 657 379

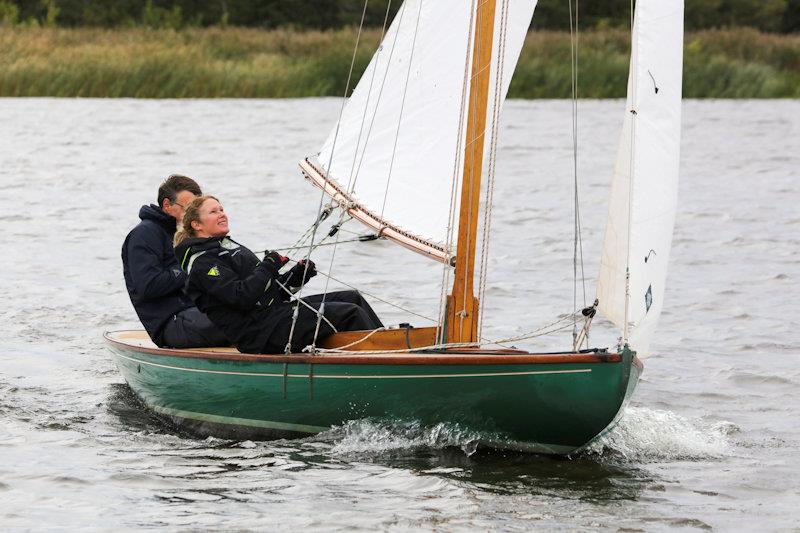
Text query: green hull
106 333 641 455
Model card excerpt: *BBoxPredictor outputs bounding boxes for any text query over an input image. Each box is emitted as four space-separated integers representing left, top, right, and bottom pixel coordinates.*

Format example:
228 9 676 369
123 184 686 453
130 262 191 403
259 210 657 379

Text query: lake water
1 98 798 530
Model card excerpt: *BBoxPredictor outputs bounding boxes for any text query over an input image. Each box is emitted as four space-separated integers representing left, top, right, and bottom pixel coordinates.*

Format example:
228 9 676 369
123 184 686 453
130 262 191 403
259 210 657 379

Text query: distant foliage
1 27 797 98
3 0 798 33
0 1 20 26
535 0 798 33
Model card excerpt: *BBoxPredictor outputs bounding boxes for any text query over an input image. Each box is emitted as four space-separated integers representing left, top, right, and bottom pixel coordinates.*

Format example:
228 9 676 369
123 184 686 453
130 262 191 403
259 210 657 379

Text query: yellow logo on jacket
207 266 220 277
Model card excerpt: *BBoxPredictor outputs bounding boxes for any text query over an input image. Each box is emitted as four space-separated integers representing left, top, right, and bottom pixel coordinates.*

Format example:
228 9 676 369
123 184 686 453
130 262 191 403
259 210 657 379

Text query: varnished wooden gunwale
104 330 622 366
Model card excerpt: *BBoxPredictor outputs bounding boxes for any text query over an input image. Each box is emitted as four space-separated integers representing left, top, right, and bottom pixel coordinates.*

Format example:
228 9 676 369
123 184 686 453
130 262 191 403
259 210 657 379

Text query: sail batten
597 0 684 356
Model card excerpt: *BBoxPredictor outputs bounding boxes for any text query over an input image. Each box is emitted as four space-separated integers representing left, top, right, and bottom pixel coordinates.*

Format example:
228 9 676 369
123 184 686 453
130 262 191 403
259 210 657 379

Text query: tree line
1 0 798 33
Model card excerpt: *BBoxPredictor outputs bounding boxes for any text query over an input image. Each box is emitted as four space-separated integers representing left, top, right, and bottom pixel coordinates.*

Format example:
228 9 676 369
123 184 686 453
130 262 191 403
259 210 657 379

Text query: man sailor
121 175 227 348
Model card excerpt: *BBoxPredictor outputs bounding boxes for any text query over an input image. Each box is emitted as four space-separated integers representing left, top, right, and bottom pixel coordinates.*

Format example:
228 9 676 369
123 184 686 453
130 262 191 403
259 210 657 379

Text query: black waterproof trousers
261 290 383 354
161 306 229 348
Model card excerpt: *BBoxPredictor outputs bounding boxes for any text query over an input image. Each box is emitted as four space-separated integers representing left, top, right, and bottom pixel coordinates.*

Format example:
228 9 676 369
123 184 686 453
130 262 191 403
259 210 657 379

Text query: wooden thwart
317 327 438 351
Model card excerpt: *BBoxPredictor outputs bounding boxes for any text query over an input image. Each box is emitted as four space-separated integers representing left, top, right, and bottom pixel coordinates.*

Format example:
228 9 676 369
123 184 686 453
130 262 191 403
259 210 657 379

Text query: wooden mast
446 0 497 345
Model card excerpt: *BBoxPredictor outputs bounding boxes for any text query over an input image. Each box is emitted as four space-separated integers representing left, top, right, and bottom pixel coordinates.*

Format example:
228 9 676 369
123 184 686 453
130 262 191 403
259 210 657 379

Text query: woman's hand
263 251 289 268
295 259 317 281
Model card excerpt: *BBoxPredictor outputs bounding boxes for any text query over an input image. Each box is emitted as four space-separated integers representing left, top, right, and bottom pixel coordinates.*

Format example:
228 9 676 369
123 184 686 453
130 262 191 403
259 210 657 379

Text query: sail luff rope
284 0 370 355
476 0 509 339
623 0 637 346
378 0 423 219
437 0 478 346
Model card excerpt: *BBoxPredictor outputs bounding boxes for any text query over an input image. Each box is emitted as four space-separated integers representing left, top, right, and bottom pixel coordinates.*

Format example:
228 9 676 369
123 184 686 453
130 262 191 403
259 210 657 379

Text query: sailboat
106 0 684 454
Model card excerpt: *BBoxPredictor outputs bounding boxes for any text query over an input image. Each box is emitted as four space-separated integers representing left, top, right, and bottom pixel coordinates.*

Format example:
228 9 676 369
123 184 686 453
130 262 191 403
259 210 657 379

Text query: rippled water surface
1 98 798 530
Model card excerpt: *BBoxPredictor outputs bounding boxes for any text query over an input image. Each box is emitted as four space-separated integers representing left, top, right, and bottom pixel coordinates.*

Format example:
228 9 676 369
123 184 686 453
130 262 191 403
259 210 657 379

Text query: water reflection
105 383 185 436
329 444 652 502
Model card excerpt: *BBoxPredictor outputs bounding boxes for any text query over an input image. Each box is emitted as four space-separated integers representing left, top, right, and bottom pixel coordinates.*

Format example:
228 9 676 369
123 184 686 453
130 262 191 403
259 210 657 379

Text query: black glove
294 259 317 283
263 251 289 268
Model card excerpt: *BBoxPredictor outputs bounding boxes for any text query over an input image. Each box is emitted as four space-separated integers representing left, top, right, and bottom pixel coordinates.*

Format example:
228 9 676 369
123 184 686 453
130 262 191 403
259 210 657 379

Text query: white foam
328 419 481 457
585 407 736 461
325 408 736 461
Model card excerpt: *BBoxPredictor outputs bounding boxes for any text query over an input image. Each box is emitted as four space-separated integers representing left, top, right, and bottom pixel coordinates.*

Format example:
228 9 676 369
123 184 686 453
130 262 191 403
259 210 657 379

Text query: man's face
162 190 197 223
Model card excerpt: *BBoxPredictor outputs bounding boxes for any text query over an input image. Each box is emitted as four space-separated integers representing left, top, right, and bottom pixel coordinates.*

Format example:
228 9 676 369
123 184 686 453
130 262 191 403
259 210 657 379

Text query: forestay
302 0 536 262
596 0 684 356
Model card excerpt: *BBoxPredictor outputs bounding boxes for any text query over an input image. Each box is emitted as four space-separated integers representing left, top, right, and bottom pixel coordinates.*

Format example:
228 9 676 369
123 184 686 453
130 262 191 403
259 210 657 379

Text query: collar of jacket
138 204 178 235
176 236 241 271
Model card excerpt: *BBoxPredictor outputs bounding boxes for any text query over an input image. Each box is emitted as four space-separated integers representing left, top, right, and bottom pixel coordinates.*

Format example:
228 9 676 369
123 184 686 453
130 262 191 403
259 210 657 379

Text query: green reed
1 27 797 98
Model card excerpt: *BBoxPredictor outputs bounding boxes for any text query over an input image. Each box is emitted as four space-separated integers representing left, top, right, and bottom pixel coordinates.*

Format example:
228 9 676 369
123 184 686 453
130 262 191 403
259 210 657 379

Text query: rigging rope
569 0 589 350
308 0 405 354
477 0 510 339
345 0 394 193
437 0 478 345
279 1 592 356
271 234 379 253
283 258 437 323
457 0 488 339
350 1 407 192
284 0 370 355
257 203 337 255
312 311 582 355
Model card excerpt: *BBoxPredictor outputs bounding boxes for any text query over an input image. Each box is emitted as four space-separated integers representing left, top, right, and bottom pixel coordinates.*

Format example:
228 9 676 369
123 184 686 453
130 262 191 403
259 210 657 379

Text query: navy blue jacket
122 205 193 345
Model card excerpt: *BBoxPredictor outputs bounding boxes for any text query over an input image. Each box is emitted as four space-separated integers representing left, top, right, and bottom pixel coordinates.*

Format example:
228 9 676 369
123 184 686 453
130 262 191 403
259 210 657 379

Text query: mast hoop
300 158 452 265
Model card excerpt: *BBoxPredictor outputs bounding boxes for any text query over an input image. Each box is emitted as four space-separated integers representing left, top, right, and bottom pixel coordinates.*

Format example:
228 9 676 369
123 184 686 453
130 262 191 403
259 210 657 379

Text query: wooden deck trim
104 330 622 366
317 327 438 351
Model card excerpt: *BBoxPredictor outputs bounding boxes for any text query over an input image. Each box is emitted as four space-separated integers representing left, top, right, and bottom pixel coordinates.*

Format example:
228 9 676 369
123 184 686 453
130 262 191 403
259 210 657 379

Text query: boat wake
326 419 482 457
321 407 737 462
584 407 737 462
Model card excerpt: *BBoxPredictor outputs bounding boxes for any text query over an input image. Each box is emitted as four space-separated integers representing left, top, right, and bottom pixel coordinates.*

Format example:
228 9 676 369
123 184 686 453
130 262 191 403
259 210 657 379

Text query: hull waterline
106 331 641 455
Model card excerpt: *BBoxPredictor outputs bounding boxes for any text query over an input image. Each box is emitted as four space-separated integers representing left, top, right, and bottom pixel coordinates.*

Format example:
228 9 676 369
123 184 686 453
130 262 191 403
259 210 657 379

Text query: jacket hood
139 204 177 234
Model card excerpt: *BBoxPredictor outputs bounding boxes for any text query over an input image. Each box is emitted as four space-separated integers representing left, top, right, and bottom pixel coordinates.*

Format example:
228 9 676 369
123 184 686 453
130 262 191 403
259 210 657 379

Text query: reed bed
1 27 797 98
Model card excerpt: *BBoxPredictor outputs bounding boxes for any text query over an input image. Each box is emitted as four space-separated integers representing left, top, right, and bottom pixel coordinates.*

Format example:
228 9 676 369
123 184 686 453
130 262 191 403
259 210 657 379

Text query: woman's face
192 198 229 238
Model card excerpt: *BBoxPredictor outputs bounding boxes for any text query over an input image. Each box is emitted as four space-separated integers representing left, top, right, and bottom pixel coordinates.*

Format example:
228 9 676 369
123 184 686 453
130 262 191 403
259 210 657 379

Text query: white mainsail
302 0 536 262
596 0 684 356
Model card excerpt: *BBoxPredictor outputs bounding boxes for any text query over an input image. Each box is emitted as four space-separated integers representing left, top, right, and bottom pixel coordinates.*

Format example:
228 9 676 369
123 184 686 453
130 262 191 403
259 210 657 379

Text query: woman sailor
174 195 383 354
